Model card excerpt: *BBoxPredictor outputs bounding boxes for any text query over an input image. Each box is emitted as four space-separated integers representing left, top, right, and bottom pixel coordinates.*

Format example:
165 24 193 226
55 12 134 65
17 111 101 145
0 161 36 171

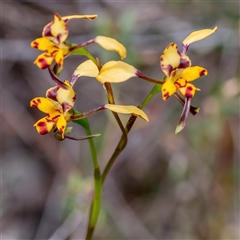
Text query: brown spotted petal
56 114 67 138
180 66 208 82
33 52 54 69
46 86 59 102
160 43 191 77
55 80 76 113
178 83 200 98
33 117 56 135
42 14 97 41
42 13 68 44
30 97 57 114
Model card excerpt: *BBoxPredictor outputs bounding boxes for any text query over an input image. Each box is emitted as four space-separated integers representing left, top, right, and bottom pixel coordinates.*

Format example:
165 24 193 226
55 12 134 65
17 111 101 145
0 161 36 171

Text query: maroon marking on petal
185 86 193 98
38 58 50 69
32 41 39 49
200 69 207 76
164 92 170 99
57 33 63 43
43 25 53 37
168 43 175 48
58 126 66 134
179 57 190 69
62 102 72 113
161 64 173 76
46 87 59 101
31 98 41 108
52 114 60 122
55 13 62 21
51 49 58 55
37 121 49 135
175 80 186 88
175 82 181 88
176 48 182 58
59 125 65 135
72 94 76 102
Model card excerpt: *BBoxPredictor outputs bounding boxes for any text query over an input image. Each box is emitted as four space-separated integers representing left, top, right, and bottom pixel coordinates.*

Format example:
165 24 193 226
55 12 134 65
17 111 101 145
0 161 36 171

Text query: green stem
104 82 128 142
102 83 162 183
85 127 102 240
85 82 127 240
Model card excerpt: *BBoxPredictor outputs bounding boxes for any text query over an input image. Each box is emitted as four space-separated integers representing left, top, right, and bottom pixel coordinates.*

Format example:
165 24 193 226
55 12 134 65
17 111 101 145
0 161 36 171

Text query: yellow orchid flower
31 13 127 70
31 13 97 70
160 43 207 100
71 59 137 84
159 27 217 133
30 80 76 138
160 27 217 100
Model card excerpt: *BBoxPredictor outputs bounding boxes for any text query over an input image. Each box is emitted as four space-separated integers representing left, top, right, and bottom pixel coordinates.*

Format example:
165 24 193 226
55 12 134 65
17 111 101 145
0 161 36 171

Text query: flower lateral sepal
182 26 218 54
175 97 191 134
54 130 101 141
104 104 149 122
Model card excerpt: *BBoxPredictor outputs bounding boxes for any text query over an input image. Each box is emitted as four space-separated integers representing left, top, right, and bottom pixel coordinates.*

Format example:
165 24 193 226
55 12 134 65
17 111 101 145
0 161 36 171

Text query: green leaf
70 46 97 64
72 109 90 130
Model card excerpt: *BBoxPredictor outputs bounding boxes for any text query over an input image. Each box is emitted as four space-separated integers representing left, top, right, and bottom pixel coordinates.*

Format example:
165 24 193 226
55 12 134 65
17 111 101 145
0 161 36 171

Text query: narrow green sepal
64 133 101 141
65 127 73 134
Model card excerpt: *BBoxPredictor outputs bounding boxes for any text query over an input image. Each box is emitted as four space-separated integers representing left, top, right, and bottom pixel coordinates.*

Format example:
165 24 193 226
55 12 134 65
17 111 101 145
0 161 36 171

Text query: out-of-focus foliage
2 1 239 239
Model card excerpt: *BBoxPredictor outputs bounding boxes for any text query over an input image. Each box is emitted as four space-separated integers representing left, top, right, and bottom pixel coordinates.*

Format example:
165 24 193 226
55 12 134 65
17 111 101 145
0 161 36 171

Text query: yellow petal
161 78 177 100
178 83 200 98
95 36 127 59
62 14 97 22
56 114 67 138
182 26 218 47
55 80 76 113
97 61 136 83
46 81 75 113
160 43 191 77
50 14 68 43
175 77 187 88
180 66 208 82
31 37 55 51
170 68 184 82
33 117 55 135
33 52 54 69
105 104 149 122
30 97 57 114
54 49 64 69
42 14 97 39
72 60 99 81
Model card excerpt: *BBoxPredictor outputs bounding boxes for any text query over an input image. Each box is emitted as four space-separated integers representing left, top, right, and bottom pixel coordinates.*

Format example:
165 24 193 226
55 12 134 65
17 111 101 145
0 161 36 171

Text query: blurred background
1 1 239 239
